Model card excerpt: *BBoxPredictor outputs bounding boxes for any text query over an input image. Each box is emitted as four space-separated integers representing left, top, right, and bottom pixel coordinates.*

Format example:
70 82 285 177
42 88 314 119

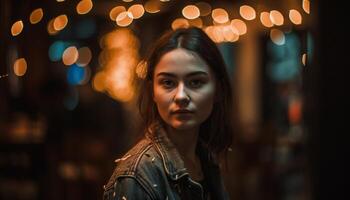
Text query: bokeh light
109 6 126 21
182 5 200 20
116 11 133 27
62 46 79 66
49 41 67 61
77 47 92 67
11 20 24 36
270 10 284 26
260 11 274 27
13 58 27 76
189 18 203 28
270 28 285 45
128 4 145 19
303 0 310 14
47 18 59 35
67 64 86 85
239 5 256 20
53 14 68 31
29 8 44 24
231 19 247 35
76 0 93 15
171 18 190 30
212 8 229 24
144 0 161 14
289 9 302 25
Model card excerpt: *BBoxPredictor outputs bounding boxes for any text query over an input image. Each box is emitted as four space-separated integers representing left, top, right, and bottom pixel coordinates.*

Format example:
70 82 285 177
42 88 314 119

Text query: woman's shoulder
104 137 165 191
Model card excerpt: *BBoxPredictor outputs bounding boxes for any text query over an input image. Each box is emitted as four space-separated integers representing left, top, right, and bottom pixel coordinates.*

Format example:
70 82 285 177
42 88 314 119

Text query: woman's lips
171 109 194 114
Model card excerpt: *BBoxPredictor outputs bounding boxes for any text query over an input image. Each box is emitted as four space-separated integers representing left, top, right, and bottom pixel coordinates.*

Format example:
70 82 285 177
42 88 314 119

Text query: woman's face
153 48 216 131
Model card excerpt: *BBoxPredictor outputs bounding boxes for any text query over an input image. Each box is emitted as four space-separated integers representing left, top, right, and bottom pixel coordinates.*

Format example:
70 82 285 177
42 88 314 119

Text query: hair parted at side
137 27 234 156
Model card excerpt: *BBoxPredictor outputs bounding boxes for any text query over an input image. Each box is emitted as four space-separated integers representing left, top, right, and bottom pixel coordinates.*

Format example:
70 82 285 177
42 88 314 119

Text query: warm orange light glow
270 10 284 26
196 2 211 16
145 0 161 14
13 58 27 76
289 9 302 25
260 11 273 27
270 29 285 45
222 25 239 42
182 5 200 20
11 20 23 36
212 8 229 24
62 46 79 66
116 11 133 27
136 61 147 79
189 18 203 28
302 53 307 66
123 0 133 2
77 47 92 67
53 14 68 31
231 19 247 35
303 0 310 14
109 6 126 21
47 19 58 35
30 8 44 24
239 5 256 20
128 4 145 19
76 0 93 15
92 71 106 92
171 18 189 30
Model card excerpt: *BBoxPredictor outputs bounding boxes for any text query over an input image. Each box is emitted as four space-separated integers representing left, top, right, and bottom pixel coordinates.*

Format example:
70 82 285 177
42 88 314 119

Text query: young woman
103 27 234 200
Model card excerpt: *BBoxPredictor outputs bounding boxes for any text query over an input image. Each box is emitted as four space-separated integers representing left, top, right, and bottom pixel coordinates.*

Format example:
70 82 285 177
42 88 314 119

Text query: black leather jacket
103 124 229 200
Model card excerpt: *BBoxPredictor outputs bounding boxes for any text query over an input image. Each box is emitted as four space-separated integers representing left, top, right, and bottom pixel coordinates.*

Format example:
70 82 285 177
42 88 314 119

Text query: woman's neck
165 125 199 160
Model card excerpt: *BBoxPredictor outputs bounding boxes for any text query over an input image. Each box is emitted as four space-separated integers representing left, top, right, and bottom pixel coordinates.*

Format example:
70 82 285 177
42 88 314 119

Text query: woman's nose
174 83 190 106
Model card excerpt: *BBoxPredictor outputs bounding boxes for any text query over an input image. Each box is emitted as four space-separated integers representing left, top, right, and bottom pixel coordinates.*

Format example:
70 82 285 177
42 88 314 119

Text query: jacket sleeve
103 177 153 200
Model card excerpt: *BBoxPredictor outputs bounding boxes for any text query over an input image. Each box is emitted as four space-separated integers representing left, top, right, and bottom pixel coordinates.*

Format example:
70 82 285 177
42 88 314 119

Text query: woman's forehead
154 48 211 75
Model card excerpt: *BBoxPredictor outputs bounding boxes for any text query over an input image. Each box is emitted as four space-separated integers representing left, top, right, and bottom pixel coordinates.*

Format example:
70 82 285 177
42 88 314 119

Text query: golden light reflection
76 0 93 15
260 11 273 27
13 58 27 76
30 8 44 24
53 14 68 31
171 18 189 30
116 11 133 27
212 8 229 24
95 29 140 102
289 9 302 25
62 46 79 66
128 4 145 19
47 19 58 35
145 0 161 14
302 53 307 66
270 28 285 45
77 47 92 67
109 6 126 21
231 19 247 35
270 10 284 26
189 18 203 28
11 20 24 36
239 5 256 20
123 0 134 2
182 5 200 20
196 2 211 16
303 0 310 14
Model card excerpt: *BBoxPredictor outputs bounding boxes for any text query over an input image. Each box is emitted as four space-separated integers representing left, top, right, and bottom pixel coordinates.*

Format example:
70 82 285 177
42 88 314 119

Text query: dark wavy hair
137 27 234 156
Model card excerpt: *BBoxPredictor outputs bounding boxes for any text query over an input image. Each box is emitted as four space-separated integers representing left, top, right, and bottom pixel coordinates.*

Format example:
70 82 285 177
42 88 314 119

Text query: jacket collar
146 122 215 181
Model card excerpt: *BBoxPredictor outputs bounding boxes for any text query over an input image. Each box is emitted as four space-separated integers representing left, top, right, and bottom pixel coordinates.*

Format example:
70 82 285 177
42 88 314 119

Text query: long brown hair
137 27 234 157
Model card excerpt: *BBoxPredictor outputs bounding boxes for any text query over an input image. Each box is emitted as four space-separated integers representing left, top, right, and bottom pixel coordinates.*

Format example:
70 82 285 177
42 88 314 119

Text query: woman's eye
161 80 175 88
189 80 204 88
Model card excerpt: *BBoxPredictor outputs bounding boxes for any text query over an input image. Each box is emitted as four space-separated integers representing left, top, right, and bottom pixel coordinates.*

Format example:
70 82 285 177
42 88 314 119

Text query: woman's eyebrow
156 71 208 78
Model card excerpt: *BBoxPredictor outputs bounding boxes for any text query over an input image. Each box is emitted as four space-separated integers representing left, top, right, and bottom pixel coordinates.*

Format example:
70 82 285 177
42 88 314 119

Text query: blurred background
0 0 347 200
